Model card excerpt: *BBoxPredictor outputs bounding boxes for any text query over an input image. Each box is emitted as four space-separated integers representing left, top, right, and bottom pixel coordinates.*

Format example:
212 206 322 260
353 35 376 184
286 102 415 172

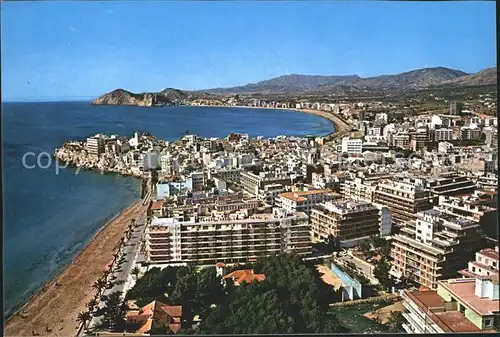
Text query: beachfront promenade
85 214 147 334
4 200 149 337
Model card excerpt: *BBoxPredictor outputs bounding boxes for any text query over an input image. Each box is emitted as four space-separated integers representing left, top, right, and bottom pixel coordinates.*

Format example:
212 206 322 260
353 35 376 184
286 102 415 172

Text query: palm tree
131 266 141 280
92 278 107 295
76 311 92 329
87 299 98 312
112 251 120 266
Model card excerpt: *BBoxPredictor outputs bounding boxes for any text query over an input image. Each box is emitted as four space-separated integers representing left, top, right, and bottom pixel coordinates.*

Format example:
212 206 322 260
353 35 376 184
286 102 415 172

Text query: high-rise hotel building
374 176 434 226
145 208 311 265
311 200 381 246
391 208 485 289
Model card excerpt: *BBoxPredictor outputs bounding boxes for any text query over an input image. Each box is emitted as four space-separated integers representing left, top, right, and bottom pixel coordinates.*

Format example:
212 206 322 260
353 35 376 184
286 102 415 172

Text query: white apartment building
341 137 363 154
459 246 499 279
373 176 434 224
311 200 381 246
438 141 454 154
434 128 453 142
86 135 105 156
185 171 206 191
279 189 333 217
342 177 378 202
212 168 242 183
257 183 287 205
145 209 312 265
401 246 499 333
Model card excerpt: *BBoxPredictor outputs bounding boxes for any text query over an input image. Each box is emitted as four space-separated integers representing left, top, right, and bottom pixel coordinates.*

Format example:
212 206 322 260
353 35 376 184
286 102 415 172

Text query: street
335 253 378 284
87 214 147 332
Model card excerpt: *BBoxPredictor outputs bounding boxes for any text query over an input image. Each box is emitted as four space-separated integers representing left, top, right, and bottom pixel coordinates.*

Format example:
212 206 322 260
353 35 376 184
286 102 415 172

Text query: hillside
351 67 468 90
205 74 361 94
203 67 469 94
92 88 199 106
92 66 495 106
439 67 497 87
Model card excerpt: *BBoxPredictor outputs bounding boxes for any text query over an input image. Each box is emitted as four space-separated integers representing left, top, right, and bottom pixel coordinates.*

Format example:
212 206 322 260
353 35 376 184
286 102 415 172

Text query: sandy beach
3 105 346 337
193 105 350 135
4 200 148 337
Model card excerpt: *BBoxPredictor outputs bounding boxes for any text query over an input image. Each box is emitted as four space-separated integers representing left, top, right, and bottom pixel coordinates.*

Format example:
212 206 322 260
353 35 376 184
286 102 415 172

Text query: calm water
2 101 334 316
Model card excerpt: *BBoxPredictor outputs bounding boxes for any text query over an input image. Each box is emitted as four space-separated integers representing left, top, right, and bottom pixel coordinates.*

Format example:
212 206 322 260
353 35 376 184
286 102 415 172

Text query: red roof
151 200 164 210
161 304 182 318
223 269 266 286
126 300 182 334
216 262 226 267
478 247 499 261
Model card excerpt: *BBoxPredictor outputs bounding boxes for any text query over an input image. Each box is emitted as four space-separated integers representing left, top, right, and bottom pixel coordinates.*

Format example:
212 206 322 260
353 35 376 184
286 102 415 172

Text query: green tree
87 299 98 313
358 240 371 255
373 258 393 291
76 311 92 328
92 278 107 295
199 254 344 334
387 311 405 332
125 266 180 306
131 266 141 280
98 291 127 332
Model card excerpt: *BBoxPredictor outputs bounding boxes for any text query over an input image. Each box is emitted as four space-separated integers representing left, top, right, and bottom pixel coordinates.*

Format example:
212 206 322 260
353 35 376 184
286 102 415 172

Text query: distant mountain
438 67 497 87
202 67 470 94
92 66 496 106
351 67 468 90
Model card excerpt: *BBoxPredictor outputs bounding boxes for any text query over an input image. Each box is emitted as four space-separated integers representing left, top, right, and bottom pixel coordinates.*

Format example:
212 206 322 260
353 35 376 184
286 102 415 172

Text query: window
484 319 492 328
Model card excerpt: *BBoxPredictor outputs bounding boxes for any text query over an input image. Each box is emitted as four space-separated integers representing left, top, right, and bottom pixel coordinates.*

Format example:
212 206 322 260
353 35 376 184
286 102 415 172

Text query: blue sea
2 101 334 317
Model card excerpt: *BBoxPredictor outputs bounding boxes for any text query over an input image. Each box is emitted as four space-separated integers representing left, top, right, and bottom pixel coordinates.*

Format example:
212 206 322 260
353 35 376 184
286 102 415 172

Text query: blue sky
2 1 496 101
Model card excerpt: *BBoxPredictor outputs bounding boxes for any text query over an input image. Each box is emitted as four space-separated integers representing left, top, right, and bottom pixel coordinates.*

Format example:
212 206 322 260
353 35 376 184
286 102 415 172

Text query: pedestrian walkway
87 214 148 333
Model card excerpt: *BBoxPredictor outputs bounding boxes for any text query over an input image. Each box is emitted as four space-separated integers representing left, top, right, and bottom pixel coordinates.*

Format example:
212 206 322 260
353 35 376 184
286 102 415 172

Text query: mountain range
92 66 497 105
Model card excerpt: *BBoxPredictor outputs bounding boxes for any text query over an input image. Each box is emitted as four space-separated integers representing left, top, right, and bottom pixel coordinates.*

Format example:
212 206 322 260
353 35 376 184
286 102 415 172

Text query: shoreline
4 199 148 337
5 104 345 335
190 104 350 136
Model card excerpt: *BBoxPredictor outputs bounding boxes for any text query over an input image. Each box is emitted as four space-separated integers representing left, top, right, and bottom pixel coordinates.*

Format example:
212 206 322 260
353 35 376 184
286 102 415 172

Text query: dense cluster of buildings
56 97 498 334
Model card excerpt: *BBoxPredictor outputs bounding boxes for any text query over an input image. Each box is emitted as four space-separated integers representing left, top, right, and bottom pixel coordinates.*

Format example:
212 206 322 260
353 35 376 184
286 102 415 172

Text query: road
86 214 147 333
335 254 378 284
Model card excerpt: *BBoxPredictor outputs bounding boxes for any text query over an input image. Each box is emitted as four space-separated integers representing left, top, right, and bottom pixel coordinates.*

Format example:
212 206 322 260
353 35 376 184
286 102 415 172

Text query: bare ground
362 300 404 324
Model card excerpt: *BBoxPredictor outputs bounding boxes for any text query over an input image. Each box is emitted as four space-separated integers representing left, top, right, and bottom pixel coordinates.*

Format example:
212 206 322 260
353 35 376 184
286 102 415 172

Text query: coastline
4 199 148 337
4 104 345 336
190 104 350 136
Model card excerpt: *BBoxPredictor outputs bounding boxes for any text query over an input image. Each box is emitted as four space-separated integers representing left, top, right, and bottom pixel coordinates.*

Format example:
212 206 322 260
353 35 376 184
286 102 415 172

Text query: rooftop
314 199 375 214
151 217 179 227
405 290 481 333
151 200 165 211
439 278 499 316
126 300 182 335
478 247 499 261
280 189 331 202
223 269 266 286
